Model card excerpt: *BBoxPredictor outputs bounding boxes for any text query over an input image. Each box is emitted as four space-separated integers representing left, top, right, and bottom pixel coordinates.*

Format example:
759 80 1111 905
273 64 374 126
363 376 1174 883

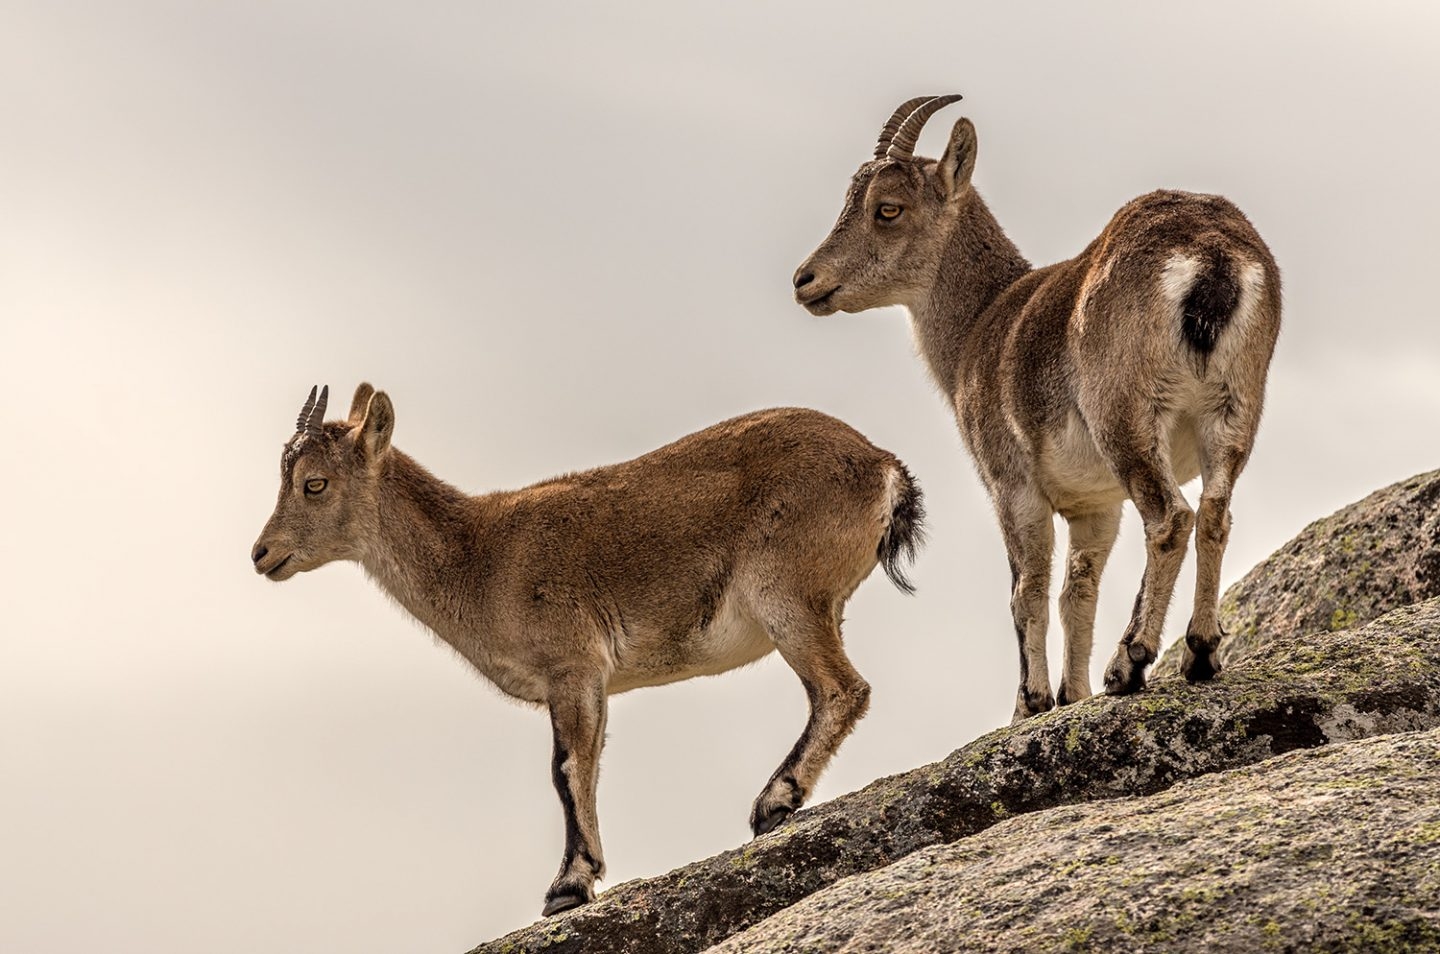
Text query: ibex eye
877 204 902 221
305 478 328 495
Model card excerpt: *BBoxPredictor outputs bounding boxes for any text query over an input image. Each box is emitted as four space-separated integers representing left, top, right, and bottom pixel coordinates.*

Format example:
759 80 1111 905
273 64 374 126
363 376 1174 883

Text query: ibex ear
359 391 395 460
348 383 376 424
938 118 978 198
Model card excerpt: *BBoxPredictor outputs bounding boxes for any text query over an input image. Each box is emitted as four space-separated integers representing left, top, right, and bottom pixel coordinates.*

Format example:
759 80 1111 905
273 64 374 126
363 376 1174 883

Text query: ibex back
251 384 923 914
795 95 1280 723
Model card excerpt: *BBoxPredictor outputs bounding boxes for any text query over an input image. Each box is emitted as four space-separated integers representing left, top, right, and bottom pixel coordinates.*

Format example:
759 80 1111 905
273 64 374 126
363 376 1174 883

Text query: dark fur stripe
1181 247 1241 355
549 724 583 868
878 463 926 594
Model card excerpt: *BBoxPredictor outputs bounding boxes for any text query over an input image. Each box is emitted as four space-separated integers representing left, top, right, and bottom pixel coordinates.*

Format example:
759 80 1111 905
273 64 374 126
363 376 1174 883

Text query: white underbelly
1167 418 1203 486
1039 412 1204 512
607 590 775 694
1038 413 1127 512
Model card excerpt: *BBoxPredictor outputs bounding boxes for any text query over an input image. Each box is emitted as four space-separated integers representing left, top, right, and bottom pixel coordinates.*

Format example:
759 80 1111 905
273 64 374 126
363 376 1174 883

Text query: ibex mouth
261 554 294 580
799 286 841 315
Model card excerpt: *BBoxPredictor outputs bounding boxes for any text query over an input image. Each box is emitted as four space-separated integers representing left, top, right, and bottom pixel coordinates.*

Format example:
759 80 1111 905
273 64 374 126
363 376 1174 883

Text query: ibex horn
306 385 329 439
885 94 964 160
873 96 937 159
295 385 318 434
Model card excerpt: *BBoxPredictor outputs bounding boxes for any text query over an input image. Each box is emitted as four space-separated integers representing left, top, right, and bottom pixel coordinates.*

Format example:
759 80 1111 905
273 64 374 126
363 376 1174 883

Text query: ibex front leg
1057 505 1121 705
543 674 608 916
1001 490 1057 722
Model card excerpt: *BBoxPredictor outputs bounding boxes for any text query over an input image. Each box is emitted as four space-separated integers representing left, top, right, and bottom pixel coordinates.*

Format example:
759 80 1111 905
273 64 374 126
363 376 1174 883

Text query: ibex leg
1000 488 1056 722
1100 429 1194 695
542 674 608 916
1057 505 1122 705
1182 414 1254 681
750 605 870 837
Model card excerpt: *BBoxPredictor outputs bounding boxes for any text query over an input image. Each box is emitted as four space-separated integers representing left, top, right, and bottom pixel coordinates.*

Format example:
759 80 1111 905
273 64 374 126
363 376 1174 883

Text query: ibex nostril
794 271 815 290
252 544 269 565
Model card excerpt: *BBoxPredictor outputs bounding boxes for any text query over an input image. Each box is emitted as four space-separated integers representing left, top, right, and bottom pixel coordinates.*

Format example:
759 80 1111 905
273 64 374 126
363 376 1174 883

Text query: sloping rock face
1154 468 1440 677
716 726 1440 954
472 599 1440 954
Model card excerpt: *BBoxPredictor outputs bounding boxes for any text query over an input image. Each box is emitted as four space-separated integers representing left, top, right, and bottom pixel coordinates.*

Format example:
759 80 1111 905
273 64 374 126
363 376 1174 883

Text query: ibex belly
607 589 775 694
1039 410 1203 513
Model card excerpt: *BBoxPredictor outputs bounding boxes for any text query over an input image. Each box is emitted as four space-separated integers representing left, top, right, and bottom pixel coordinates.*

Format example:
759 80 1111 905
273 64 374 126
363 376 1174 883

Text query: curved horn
885 93 963 160
873 96 937 159
306 385 329 439
295 385 318 433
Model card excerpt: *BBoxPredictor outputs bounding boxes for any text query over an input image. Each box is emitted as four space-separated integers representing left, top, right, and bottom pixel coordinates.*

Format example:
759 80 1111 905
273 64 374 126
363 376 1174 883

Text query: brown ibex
795 95 1280 723
251 384 923 915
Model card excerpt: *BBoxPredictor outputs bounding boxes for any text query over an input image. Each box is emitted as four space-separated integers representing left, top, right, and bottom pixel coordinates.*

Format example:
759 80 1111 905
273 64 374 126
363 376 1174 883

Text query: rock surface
1154 468 1440 677
471 599 1440 954
715 726 1440 954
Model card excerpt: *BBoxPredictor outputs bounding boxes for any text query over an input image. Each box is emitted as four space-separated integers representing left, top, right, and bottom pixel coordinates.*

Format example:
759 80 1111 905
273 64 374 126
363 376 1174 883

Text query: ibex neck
360 450 487 634
907 192 1031 395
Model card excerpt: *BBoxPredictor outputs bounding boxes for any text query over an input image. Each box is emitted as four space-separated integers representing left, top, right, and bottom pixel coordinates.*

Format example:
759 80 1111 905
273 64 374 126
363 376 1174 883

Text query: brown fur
251 385 923 914
795 101 1280 723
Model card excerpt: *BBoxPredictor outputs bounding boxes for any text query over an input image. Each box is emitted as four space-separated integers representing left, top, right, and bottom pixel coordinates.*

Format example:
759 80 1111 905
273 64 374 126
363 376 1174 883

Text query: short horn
306 385 329 438
874 96 937 159
885 93 963 160
295 385 318 433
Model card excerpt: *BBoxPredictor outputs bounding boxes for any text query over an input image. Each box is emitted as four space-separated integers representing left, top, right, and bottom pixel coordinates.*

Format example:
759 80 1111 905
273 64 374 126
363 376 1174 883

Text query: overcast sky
3 2 1439 951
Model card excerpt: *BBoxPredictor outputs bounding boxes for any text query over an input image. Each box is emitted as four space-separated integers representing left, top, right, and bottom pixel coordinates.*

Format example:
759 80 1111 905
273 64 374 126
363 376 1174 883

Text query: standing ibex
795 95 1280 723
251 384 923 915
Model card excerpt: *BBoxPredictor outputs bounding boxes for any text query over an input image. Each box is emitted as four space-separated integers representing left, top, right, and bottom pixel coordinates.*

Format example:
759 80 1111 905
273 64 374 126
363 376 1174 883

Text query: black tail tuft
879 463 926 595
1181 247 1241 357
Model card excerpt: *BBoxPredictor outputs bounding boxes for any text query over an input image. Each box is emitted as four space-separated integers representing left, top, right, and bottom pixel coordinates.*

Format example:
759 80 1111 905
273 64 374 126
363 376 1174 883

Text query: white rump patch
1160 255 1201 304
1159 255 1268 374
1239 261 1266 299
1207 261 1267 367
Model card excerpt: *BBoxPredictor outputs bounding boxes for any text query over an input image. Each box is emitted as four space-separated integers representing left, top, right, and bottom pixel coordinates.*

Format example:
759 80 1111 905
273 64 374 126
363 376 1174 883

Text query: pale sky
3 2 1439 952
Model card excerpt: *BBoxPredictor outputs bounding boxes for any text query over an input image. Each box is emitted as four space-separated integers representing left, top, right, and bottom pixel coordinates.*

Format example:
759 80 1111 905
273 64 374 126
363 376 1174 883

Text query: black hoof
1184 656 1219 683
1183 630 1222 683
1056 685 1091 707
542 876 593 917
542 891 589 917
1012 685 1055 723
751 804 793 837
1104 643 1153 696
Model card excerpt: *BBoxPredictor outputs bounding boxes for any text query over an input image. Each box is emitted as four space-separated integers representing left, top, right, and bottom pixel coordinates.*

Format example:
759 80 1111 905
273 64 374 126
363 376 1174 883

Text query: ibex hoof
751 803 794 837
751 774 804 837
1182 629 1223 683
542 879 594 917
1011 686 1055 723
1104 643 1153 696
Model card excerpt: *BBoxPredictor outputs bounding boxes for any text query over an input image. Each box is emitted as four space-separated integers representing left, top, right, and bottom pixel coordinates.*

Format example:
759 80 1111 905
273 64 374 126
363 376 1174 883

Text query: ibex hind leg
1098 428 1194 696
1181 412 1255 683
749 603 870 837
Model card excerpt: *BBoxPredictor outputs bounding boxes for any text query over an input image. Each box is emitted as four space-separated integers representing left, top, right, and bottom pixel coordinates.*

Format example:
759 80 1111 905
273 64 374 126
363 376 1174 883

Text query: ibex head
251 382 395 581
794 94 975 315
